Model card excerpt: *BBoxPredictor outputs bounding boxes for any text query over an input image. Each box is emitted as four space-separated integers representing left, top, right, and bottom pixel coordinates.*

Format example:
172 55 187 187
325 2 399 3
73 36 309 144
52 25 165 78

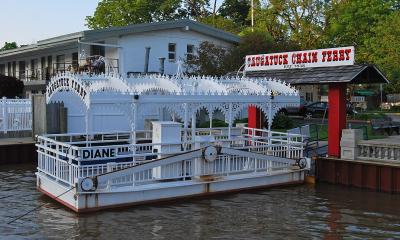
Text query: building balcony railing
18 57 119 82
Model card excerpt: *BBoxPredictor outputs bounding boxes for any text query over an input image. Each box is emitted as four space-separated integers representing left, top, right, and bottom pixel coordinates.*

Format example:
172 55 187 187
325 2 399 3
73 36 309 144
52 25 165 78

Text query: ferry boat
36 71 309 212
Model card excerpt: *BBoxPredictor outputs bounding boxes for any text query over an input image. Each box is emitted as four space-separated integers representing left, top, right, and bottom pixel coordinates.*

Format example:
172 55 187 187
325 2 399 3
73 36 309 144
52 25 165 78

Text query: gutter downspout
144 47 151 73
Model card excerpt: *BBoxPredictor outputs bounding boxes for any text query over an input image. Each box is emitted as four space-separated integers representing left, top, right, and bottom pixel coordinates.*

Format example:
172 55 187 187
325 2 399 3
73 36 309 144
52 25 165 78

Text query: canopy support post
183 103 188 150
328 83 347 157
268 98 273 145
191 111 196 148
131 101 138 162
209 110 213 135
228 103 233 140
248 106 264 131
85 108 90 147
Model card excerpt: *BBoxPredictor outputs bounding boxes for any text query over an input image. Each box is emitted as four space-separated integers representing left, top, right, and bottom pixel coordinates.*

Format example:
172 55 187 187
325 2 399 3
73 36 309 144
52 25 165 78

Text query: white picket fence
0 97 32 133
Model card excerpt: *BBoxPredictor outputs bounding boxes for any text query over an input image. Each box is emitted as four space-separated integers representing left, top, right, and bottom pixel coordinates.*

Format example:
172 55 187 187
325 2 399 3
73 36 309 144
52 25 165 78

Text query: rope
7 186 75 225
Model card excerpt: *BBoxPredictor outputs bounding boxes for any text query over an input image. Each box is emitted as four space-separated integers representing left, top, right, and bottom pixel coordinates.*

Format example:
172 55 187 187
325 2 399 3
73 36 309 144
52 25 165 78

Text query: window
41 57 46 69
30 59 38 79
7 62 11 76
0 64 5 75
18 61 25 80
186 44 194 61
168 43 176 61
47 56 52 70
91 42 105 56
56 55 65 71
306 92 313 102
47 56 53 79
72 52 78 71
72 52 78 65
12 61 16 77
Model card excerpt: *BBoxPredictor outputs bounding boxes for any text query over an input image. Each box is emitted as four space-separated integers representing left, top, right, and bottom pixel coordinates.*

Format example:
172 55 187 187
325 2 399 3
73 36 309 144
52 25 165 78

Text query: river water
1 164 400 240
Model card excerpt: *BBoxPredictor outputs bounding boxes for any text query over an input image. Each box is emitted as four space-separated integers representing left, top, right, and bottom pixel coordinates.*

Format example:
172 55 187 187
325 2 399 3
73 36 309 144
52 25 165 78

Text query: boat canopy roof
47 72 298 106
46 72 300 134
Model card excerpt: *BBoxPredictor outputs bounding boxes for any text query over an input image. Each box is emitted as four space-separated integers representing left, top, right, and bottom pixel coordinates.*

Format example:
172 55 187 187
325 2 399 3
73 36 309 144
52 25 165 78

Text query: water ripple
1 165 400 239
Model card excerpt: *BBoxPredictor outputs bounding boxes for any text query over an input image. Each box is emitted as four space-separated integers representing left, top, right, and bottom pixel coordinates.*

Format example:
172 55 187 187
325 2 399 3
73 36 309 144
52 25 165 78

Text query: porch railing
18 58 120 82
0 97 32 133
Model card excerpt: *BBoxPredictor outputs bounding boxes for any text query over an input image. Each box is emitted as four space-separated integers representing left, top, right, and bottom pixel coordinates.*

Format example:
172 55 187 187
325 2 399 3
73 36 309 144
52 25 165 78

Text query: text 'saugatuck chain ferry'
36 70 309 212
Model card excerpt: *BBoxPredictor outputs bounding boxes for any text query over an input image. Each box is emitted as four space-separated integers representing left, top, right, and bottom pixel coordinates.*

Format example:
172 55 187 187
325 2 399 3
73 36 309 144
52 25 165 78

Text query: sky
0 0 100 46
0 0 225 47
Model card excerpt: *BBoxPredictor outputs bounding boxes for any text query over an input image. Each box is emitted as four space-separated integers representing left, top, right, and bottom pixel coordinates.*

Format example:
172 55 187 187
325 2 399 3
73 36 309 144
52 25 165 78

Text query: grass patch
275 122 386 141
352 112 386 121
198 119 228 128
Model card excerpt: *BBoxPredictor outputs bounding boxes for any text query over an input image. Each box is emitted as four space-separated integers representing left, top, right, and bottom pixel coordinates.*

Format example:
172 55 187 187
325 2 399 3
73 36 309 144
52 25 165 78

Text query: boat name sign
82 148 116 160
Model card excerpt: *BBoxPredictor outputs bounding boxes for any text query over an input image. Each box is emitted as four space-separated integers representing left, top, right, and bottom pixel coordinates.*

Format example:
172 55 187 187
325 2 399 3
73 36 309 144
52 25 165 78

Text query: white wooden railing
0 97 32 133
95 151 294 191
36 127 305 187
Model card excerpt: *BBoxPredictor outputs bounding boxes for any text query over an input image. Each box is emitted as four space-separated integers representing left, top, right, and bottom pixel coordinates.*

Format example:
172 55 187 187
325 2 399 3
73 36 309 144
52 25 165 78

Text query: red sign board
245 46 355 71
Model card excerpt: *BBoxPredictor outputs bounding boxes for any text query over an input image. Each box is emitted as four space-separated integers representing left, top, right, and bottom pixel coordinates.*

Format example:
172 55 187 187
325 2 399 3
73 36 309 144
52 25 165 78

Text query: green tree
197 15 241 34
252 0 330 48
185 41 230 76
227 30 299 71
367 11 400 93
185 30 298 76
325 0 395 62
0 74 24 98
86 0 183 29
219 0 250 26
0 42 18 51
180 0 210 18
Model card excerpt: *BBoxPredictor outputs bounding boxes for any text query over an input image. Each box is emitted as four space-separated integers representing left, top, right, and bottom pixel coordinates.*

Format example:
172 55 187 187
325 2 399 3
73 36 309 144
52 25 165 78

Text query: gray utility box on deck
152 121 183 155
152 121 183 179
340 129 363 159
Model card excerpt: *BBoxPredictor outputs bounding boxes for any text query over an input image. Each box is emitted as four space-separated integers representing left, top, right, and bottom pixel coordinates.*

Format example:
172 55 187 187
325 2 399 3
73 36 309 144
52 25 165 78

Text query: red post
328 84 347 158
248 106 264 129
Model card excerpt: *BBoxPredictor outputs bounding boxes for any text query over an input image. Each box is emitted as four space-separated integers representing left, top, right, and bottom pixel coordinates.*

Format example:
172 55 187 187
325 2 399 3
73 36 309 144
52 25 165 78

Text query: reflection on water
1 164 400 239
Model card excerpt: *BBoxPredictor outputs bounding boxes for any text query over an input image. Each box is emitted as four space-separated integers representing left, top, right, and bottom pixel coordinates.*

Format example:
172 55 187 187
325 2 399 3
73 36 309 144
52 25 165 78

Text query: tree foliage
253 0 330 49
367 11 400 93
0 42 18 51
86 0 183 29
325 0 400 92
325 0 395 62
86 0 215 29
0 75 24 98
197 15 240 34
181 0 210 18
185 30 299 76
86 0 400 92
185 41 230 76
218 0 250 26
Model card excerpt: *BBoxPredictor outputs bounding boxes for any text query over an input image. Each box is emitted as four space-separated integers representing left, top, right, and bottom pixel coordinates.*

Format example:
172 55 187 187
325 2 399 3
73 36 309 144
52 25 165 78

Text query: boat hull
37 170 305 212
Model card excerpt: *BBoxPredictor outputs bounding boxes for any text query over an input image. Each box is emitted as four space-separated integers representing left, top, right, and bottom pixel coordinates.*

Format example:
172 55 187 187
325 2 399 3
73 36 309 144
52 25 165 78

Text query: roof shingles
245 65 388 85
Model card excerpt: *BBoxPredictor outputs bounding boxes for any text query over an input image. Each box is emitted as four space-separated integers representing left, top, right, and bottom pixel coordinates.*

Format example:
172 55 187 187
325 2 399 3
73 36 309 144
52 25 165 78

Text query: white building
0 20 240 98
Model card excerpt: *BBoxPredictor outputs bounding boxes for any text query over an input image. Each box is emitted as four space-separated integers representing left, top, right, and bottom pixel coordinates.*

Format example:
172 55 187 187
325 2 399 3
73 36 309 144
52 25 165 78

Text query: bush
0 74 24 98
198 119 228 128
271 115 294 130
391 106 400 112
234 118 248 124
